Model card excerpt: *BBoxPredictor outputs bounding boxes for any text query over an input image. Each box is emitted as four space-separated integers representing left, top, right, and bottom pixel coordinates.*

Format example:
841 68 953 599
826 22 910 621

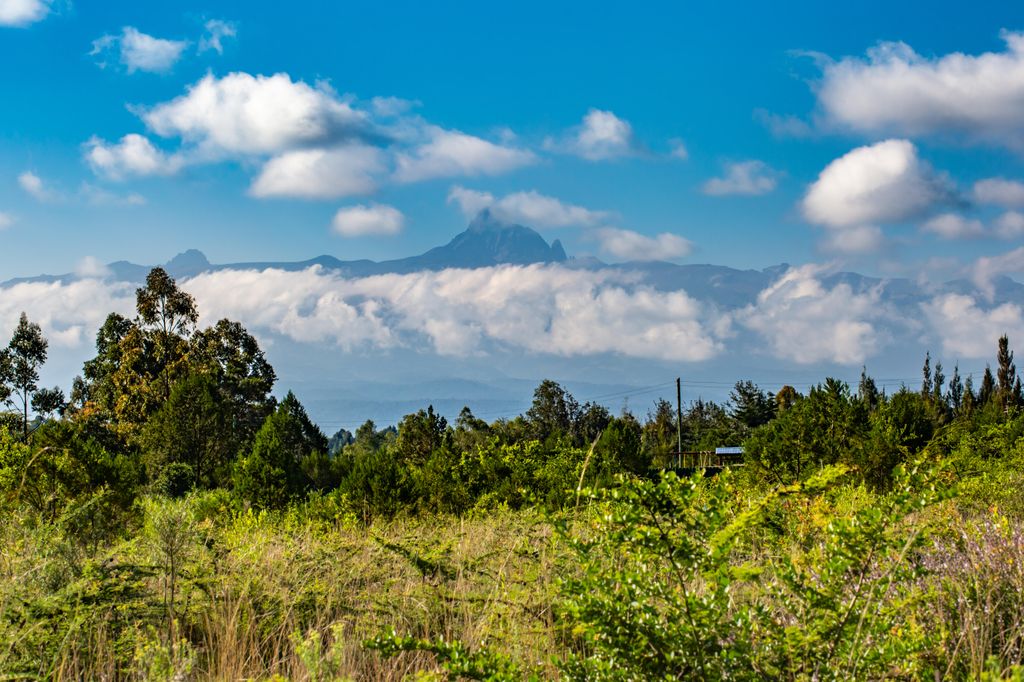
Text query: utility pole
676 377 683 467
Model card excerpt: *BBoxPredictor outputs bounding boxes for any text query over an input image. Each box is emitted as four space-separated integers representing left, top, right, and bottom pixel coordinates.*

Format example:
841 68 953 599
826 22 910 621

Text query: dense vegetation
2 267 1024 679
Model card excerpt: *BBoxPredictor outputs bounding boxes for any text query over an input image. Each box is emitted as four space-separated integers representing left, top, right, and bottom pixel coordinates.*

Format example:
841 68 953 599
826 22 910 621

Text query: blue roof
715 447 743 455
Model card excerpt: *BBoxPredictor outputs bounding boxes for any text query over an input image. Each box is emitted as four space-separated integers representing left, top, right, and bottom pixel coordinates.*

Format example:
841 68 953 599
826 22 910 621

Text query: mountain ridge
5 211 1021 311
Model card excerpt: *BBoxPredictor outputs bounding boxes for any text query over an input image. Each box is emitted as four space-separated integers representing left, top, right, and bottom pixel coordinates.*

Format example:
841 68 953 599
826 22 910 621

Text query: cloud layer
816 32 1024 149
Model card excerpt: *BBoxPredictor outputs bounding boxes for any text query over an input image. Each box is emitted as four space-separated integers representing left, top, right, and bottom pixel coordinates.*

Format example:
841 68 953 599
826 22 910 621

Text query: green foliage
234 394 329 509
367 630 537 681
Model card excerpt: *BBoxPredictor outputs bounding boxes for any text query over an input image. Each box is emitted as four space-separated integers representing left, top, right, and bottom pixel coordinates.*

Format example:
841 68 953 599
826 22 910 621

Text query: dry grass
0 498 567 680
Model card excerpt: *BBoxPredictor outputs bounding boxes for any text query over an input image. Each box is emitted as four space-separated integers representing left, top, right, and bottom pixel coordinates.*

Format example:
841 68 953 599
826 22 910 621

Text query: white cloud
996 211 1024 240
331 204 405 237
702 160 779 196
668 138 689 160
0 212 12 230
17 171 58 202
370 96 417 117
738 264 892 364
181 265 726 361
84 134 183 180
802 139 952 253
0 279 136 350
91 27 189 74
74 256 112 279
922 213 986 240
922 293 1024 358
142 72 370 156
79 183 146 206
394 127 536 183
249 144 385 199
820 225 885 254
974 178 1024 208
973 246 1024 299
446 187 495 219
447 186 607 227
803 140 948 228
755 109 814 138
198 19 236 54
0 0 50 27
815 32 1024 149
546 109 638 161
594 228 693 262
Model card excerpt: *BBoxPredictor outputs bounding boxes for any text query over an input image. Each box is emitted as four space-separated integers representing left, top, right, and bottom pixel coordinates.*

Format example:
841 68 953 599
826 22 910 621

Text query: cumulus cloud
995 211 1024 240
141 72 371 156
393 127 536 183
594 228 693 262
702 160 779 196
198 19 236 54
331 204 405 237
0 0 50 27
84 134 184 180
737 264 892 364
0 279 136 350
922 213 986 240
974 178 1024 208
18 171 59 202
447 186 607 227
973 246 1024 299
922 293 1024 358
803 140 948 228
815 32 1024 149
0 212 13 230
545 109 638 161
91 27 189 74
668 138 689 160
249 144 385 199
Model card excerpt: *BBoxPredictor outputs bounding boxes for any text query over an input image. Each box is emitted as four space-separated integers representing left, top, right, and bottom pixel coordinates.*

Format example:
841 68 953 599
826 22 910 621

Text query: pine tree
997 335 1017 411
979 366 996 406
947 364 963 413
932 361 945 404
858 366 879 410
921 352 932 397
963 374 976 413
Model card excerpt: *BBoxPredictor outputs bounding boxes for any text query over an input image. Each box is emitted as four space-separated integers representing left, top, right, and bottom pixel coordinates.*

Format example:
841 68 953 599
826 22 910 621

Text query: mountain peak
467 208 512 233
164 249 211 278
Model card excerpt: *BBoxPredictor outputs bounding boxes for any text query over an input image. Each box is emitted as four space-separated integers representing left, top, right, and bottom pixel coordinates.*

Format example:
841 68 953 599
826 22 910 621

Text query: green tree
980 366 996 406
139 373 233 488
4 313 48 439
592 414 647 480
997 334 1018 411
135 268 198 401
233 392 326 509
729 380 776 430
30 386 65 420
921 351 933 397
744 379 868 485
858 367 880 410
190 318 276 447
526 379 578 443
393 405 448 467
642 399 678 468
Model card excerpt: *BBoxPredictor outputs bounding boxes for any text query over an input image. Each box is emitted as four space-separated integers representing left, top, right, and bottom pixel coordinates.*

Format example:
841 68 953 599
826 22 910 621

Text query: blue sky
5 0 1024 424
3 0 1024 278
